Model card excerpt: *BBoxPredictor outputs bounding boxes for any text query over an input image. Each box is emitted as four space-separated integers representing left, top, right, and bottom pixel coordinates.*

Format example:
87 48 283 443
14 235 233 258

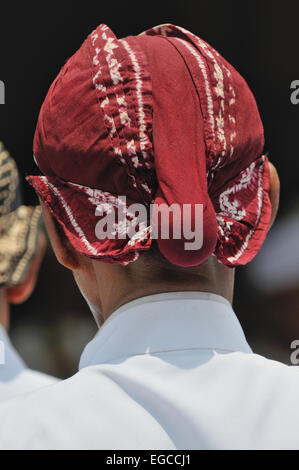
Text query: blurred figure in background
0 142 57 401
246 207 299 363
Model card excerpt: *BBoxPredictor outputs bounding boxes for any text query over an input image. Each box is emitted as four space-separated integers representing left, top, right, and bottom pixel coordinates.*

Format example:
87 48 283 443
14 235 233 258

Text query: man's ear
39 199 79 270
6 232 46 305
268 162 280 228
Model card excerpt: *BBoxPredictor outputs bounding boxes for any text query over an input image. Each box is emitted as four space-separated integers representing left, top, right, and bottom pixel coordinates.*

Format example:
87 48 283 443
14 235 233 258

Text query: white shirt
0 325 58 402
0 292 299 450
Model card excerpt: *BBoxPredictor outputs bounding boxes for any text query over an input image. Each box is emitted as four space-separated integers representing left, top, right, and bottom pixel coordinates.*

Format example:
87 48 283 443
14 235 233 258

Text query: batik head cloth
0 142 43 287
27 24 272 267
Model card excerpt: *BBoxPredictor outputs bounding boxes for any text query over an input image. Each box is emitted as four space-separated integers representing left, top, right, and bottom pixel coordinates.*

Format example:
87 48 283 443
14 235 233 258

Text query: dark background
0 1 298 377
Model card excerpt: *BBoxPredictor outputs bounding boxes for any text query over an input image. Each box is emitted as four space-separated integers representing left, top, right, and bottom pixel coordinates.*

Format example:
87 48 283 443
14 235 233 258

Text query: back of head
27 24 272 273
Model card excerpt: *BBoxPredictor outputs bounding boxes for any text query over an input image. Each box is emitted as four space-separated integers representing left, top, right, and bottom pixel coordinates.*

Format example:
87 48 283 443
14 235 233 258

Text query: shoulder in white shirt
0 325 58 403
0 292 299 450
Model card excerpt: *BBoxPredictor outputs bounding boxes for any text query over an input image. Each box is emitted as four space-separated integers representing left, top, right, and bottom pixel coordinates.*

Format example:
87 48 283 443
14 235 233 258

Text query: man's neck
0 289 9 330
93 256 235 326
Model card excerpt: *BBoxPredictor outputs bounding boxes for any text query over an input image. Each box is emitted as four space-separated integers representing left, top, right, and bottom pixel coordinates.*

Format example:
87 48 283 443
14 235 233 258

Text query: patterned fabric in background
0 142 43 287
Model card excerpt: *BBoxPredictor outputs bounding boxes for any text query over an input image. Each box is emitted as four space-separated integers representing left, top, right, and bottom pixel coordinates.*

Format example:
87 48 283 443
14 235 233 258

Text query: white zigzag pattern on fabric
91 28 125 165
95 28 147 178
119 39 152 170
194 37 235 169
226 161 264 263
70 182 151 244
142 23 236 171
174 25 236 169
43 178 100 256
216 159 265 263
175 38 216 149
218 163 257 222
149 25 227 165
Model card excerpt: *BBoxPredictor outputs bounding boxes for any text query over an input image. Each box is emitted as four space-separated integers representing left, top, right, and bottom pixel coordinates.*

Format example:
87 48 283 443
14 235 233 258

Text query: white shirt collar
79 291 252 370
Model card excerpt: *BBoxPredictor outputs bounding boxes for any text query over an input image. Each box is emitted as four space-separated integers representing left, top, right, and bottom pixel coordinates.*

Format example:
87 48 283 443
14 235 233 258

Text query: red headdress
27 24 271 267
